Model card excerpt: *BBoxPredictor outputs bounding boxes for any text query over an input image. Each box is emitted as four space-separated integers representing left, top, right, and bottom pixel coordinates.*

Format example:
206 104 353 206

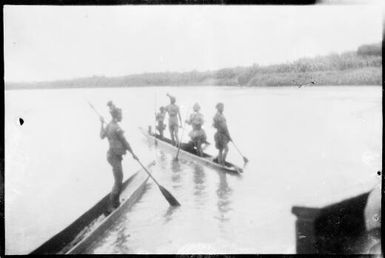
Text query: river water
5 86 382 254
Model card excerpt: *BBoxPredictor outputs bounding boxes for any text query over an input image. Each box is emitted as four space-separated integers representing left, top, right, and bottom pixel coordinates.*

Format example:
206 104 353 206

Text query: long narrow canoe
31 161 154 254
140 126 243 174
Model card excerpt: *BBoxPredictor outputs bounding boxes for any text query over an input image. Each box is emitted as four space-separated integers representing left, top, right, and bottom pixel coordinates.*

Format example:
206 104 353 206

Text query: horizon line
5 41 381 84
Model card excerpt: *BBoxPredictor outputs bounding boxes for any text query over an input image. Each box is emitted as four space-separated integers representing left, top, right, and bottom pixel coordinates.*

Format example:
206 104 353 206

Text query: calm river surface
5 86 382 254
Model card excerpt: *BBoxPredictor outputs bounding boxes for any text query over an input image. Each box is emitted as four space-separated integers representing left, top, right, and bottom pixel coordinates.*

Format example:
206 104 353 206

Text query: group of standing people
155 93 232 166
98 96 232 212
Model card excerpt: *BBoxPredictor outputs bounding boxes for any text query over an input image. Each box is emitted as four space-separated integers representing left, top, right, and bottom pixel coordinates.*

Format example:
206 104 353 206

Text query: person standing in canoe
155 106 167 139
100 103 138 212
165 93 182 146
213 102 231 166
185 103 209 156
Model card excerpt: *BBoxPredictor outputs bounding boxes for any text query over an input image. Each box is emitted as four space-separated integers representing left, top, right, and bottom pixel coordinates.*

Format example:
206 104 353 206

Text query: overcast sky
4 5 383 82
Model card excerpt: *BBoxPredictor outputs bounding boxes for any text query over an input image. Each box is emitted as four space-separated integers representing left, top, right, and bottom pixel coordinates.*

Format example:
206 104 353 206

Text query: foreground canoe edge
292 191 373 254
30 162 154 254
140 126 243 175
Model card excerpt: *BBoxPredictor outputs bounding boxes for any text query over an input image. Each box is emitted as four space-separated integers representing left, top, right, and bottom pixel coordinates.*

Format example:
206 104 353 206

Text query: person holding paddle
155 106 167 139
165 93 182 146
100 103 138 212
185 103 209 157
213 102 231 166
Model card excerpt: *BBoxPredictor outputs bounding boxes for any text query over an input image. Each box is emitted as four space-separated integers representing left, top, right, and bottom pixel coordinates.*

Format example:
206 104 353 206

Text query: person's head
110 107 122 122
107 100 115 109
216 102 224 112
170 96 176 104
160 106 165 112
193 103 201 112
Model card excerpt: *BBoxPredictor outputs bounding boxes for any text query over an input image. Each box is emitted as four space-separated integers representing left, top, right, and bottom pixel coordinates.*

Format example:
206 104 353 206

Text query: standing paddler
165 93 182 146
100 102 138 212
155 106 167 139
185 103 209 156
213 102 231 166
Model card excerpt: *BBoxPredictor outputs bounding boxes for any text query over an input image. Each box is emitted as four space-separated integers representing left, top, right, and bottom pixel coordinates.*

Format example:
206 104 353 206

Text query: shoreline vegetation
6 42 382 90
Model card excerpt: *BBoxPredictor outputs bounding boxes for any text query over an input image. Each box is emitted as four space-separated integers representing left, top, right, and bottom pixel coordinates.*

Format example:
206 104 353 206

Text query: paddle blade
158 185 181 207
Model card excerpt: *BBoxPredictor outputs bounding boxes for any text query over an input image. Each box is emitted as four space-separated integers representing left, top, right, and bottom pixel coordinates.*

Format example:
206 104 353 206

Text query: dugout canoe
30 161 154 254
140 126 243 174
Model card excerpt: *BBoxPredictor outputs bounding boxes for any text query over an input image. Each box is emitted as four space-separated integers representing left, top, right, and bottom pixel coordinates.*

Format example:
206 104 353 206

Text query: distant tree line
6 42 382 90
357 43 382 56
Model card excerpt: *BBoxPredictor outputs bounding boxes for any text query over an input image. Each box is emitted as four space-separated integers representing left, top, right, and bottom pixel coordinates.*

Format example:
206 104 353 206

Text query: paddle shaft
135 158 161 187
155 93 157 132
175 105 191 159
231 140 247 161
175 125 186 159
135 157 181 206
88 102 104 120
154 93 158 142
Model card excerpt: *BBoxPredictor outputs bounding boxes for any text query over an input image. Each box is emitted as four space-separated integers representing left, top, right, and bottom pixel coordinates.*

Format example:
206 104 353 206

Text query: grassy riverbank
6 42 382 90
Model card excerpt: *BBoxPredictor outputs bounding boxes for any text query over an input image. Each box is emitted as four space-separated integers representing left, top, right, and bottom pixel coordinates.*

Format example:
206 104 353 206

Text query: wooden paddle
135 158 181 207
175 125 186 161
231 140 249 164
154 93 158 146
175 104 190 161
87 101 104 121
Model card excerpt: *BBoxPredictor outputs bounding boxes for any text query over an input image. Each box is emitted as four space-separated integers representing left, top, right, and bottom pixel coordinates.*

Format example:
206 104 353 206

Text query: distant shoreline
5 84 382 91
6 42 382 90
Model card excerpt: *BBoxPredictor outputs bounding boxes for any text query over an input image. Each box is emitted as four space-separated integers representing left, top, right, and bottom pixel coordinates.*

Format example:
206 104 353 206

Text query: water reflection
113 224 130 253
162 206 179 225
192 163 207 207
157 151 167 170
170 158 182 189
216 172 233 223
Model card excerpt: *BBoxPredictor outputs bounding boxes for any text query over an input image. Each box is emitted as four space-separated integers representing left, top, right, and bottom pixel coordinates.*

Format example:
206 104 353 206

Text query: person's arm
224 126 232 141
99 117 106 139
116 129 138 160
199 114 204 125
223 120 231 140
212 115 219 129
178 108 182 125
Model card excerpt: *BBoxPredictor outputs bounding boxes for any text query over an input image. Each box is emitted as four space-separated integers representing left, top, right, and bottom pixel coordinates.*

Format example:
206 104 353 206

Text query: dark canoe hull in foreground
31 162 154 254
140 126 243 174
292 192 372 254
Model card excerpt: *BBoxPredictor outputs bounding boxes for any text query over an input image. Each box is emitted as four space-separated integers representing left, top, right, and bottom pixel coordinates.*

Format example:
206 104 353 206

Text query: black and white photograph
3 3 383 255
